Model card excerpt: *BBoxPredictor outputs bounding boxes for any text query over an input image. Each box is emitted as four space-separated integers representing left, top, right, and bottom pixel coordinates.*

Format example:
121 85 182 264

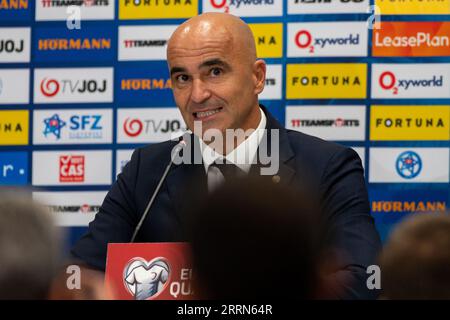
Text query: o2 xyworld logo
206 0 281 16
378 71 443 95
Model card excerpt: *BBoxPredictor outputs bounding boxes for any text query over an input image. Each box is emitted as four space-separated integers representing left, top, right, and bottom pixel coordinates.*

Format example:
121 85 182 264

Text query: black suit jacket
71 106 381 299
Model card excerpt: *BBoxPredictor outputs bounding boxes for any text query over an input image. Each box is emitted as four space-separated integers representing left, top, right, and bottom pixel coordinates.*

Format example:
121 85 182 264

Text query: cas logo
288 0 369 15
118 108 186 143
203 0 282 17
34 109 112 144
372 64 450 99
288 22 367 57
59 155 85 183
34 68 113 103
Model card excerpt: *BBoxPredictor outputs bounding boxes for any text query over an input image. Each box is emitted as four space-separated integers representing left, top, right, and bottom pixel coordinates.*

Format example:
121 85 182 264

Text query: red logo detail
379 71 397 90
335 118 344 127
40 78 60 97
80 204 90 213
295 30 313 49
84 0 95 6
123 118 143 137
59 155 85 183
210 0 227 9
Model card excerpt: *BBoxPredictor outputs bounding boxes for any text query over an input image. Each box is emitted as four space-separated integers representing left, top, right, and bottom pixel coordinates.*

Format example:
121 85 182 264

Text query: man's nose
190 78 211 104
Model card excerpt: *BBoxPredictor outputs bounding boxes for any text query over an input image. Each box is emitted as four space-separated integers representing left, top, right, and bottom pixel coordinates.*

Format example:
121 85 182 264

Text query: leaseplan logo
288 22 367 57
203 0 282 17
119 0 197 20
34 68 113 103
372 64 450 99
373 22 450 57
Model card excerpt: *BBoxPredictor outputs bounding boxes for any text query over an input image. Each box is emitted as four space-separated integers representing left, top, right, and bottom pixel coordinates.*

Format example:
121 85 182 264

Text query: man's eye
210 68 222 76
176 74 189 83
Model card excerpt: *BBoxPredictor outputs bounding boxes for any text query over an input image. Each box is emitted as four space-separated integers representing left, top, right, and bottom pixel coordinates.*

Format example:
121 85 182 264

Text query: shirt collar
200 107 267 174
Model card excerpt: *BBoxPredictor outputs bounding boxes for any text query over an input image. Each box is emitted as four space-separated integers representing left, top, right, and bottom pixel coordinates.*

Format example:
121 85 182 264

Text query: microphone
130 136 187 242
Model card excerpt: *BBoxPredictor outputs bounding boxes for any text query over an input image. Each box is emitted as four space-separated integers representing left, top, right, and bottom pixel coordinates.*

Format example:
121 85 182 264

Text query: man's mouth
193 107 223 120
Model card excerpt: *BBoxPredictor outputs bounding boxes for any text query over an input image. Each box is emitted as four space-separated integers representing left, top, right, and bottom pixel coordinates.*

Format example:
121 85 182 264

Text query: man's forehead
167 37 234 64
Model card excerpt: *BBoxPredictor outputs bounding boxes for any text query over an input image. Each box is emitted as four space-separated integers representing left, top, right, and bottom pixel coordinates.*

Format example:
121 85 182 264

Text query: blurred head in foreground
189 177 332 299
380 213 450 299
0 191 60 299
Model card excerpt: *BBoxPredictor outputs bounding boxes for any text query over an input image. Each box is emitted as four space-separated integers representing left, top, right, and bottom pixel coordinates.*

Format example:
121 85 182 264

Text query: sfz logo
59 155 85 182
378 71 443 95
40 78 107 97
396 150 422 180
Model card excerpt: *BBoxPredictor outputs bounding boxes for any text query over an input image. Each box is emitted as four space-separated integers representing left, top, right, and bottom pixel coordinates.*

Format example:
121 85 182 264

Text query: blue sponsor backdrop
0 0 449 256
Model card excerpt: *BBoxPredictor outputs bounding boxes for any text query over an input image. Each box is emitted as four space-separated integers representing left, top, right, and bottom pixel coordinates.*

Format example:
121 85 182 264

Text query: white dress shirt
200 108 267 192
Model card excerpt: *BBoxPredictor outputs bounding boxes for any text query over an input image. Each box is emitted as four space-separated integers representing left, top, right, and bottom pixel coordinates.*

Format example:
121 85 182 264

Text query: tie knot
211 160 245 180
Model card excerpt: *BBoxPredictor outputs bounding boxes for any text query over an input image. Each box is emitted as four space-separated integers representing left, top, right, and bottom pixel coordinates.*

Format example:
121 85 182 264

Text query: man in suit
71 13 381 299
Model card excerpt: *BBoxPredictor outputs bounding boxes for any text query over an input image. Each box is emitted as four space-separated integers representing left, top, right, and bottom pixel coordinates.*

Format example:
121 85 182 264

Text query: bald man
72 13 381 299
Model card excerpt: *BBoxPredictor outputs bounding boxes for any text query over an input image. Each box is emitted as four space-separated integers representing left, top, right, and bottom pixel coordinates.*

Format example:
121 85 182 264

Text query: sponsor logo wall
0 1 449 243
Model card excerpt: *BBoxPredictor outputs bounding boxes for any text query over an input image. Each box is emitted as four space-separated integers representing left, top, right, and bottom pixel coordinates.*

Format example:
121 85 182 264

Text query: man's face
167 31 264 136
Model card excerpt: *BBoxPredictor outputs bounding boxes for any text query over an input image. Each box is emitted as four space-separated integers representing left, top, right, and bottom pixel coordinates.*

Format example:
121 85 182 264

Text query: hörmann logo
121 78 171 91
372 201 446 213
0 0 28 9
38 38 111 51
373 22 450 57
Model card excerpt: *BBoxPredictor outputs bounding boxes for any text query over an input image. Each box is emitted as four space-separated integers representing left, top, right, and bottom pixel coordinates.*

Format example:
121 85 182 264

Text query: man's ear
253 59 266 95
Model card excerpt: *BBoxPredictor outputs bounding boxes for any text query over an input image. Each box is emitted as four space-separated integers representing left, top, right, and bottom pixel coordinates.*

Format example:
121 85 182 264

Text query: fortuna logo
291 75 361 86
38 38 111 51
295 30 360 53
290 118 359 127
40 78 107 97
123 118 182 137
374 32 450 48
0 122 23 133
379 71 443 95
40 0 109 7
123 0 192 6
43 114 66 139
0 39 24 53
375 117 445 128
121 78 172 91
0 0 28 9
396 150 422 180
210 0 273 11
123 39 167 48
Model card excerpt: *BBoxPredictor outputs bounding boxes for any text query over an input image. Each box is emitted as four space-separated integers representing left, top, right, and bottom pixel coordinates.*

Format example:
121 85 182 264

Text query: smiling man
71 13 381 299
